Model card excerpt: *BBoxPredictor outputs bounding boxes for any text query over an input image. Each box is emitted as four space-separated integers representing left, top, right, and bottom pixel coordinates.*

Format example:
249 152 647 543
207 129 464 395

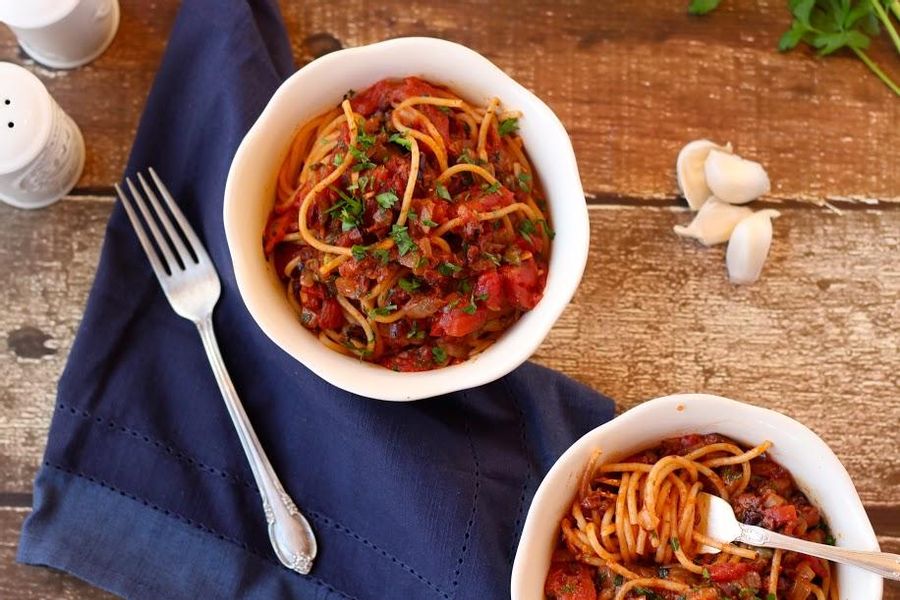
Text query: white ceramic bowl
511 394 882 599
223 38 588 401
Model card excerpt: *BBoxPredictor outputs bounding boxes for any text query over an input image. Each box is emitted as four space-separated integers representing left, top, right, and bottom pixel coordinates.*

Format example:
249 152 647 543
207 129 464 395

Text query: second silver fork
115 167 317 574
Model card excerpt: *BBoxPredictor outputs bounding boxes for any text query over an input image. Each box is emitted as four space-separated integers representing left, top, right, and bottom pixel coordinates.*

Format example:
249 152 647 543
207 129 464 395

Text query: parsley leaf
432 346 448 365
351 245 368 261
422 217 439 227
398 277 421 293
390 224 417 256
482 251 501 266
356 129 376 149
438 262 462 276
389 132 411 150
701 567 710 580
669 537 681 551
498 118 519 136
614 575 624 587
481 181 501 194
688 0 722 15
376 191 399 209
461 301 477 314
349 145 375 171
516 172 531 192
458 279 473 294
369 304 397 317
372 248 390 265
518 218 535 243
538 219 556 240
436 182 452 201
332 153 343 166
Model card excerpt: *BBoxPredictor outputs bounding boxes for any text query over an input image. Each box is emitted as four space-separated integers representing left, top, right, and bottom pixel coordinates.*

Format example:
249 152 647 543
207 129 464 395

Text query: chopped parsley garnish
669 537 680 551
432 346 448 365
349 145 375 171
348 175 370 192
474 292 488 302
390 224 416 256
421 217 439 227
438 262 462 276
326 185 363 231
538 219 555 240
436 105 451 114
767 595 777 600
518 218 535 243
482 251 501 266
356 129 375 149
332 153 343 166
376 191 399 209
701 567 710 580
516 172 531 192
406 321 425 340
369 304 397 317
498 117 519 136
398 277 421 293
825 533 836 545
481 181 501 194
415 254 428 268
457 149 486 166
407 210 418 222
458 279 472 294
436 182 452 201
351 245 368 261
372 248 390 265
389 132 411 150
613 575 624 587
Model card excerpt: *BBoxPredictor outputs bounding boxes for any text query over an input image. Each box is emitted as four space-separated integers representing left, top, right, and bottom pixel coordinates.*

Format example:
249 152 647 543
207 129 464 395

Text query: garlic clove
726 209 780 285
676 140 733 210
704 149 770 205
673 196 753 246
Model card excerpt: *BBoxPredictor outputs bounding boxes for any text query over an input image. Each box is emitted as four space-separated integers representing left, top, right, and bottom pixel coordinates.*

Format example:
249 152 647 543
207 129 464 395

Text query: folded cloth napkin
17 1 615 598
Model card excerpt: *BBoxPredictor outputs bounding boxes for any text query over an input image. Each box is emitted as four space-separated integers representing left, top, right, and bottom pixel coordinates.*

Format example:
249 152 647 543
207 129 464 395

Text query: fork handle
196 316 317 574
738 523 900 580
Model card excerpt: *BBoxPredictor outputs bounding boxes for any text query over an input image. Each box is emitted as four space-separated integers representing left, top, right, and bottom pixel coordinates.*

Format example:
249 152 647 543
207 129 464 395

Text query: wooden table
1 1 897 597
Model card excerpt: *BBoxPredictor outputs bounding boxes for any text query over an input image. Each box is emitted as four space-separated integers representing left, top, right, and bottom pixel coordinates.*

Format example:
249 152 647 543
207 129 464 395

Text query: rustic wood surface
0 0 897 598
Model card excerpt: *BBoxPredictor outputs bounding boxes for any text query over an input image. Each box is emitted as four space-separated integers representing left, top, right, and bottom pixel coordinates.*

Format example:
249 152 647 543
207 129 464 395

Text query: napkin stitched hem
49 402 456 598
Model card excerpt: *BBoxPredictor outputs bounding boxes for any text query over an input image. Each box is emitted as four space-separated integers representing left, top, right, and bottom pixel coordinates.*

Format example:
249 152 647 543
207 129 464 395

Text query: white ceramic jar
0 63 85 209
0 0 120 69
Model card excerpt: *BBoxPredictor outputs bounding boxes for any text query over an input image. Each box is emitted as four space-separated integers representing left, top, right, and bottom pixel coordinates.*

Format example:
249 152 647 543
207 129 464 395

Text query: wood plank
1 0 896 203
2 199 898 506
2 504 898 599
535 203 900 506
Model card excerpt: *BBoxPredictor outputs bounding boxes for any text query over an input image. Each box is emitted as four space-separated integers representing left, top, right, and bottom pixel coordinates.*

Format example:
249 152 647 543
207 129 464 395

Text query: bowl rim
510 393 882 599
223 37 589 401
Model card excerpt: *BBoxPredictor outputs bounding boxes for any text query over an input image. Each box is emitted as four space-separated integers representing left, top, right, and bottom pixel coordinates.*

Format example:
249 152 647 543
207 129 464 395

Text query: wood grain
1 0 897 203
2 199 897 503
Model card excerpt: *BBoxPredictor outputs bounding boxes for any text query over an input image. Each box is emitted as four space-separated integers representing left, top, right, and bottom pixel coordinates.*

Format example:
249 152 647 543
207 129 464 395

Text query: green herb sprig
689 0 900 96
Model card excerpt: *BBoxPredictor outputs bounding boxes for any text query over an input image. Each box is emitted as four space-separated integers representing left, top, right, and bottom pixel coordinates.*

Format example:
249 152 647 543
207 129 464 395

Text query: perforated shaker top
0 62 53 174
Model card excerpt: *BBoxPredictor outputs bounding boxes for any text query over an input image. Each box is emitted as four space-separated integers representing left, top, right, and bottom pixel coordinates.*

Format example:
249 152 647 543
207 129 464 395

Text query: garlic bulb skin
676 140 732 210
726 209 780 284
704 149 771 205
673 197 753 246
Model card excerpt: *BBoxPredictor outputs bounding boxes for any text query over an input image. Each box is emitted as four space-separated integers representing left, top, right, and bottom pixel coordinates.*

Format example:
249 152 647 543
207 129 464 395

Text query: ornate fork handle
196 316 317 574
738 523 900 581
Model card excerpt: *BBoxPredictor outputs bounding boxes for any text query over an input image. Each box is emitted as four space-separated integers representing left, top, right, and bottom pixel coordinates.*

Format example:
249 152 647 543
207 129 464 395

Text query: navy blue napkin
17 1 615 598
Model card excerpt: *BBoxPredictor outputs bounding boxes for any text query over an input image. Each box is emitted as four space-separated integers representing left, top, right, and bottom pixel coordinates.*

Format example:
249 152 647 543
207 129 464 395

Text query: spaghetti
263 77 551 371
546 433 836 600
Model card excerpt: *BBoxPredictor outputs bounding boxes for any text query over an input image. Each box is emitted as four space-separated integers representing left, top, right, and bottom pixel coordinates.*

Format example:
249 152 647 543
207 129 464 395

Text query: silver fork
115 168 317 574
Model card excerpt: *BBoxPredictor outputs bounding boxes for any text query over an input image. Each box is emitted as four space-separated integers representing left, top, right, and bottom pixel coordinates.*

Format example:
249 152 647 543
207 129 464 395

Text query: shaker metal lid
0 0 80 29
0 62 54 174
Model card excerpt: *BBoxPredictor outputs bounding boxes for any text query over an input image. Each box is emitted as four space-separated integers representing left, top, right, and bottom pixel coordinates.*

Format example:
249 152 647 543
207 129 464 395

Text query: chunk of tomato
500 260 543 310
544 562 596 600
474 270 505 311
708 561 754 583
317 298 345 330
435 306 488 337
